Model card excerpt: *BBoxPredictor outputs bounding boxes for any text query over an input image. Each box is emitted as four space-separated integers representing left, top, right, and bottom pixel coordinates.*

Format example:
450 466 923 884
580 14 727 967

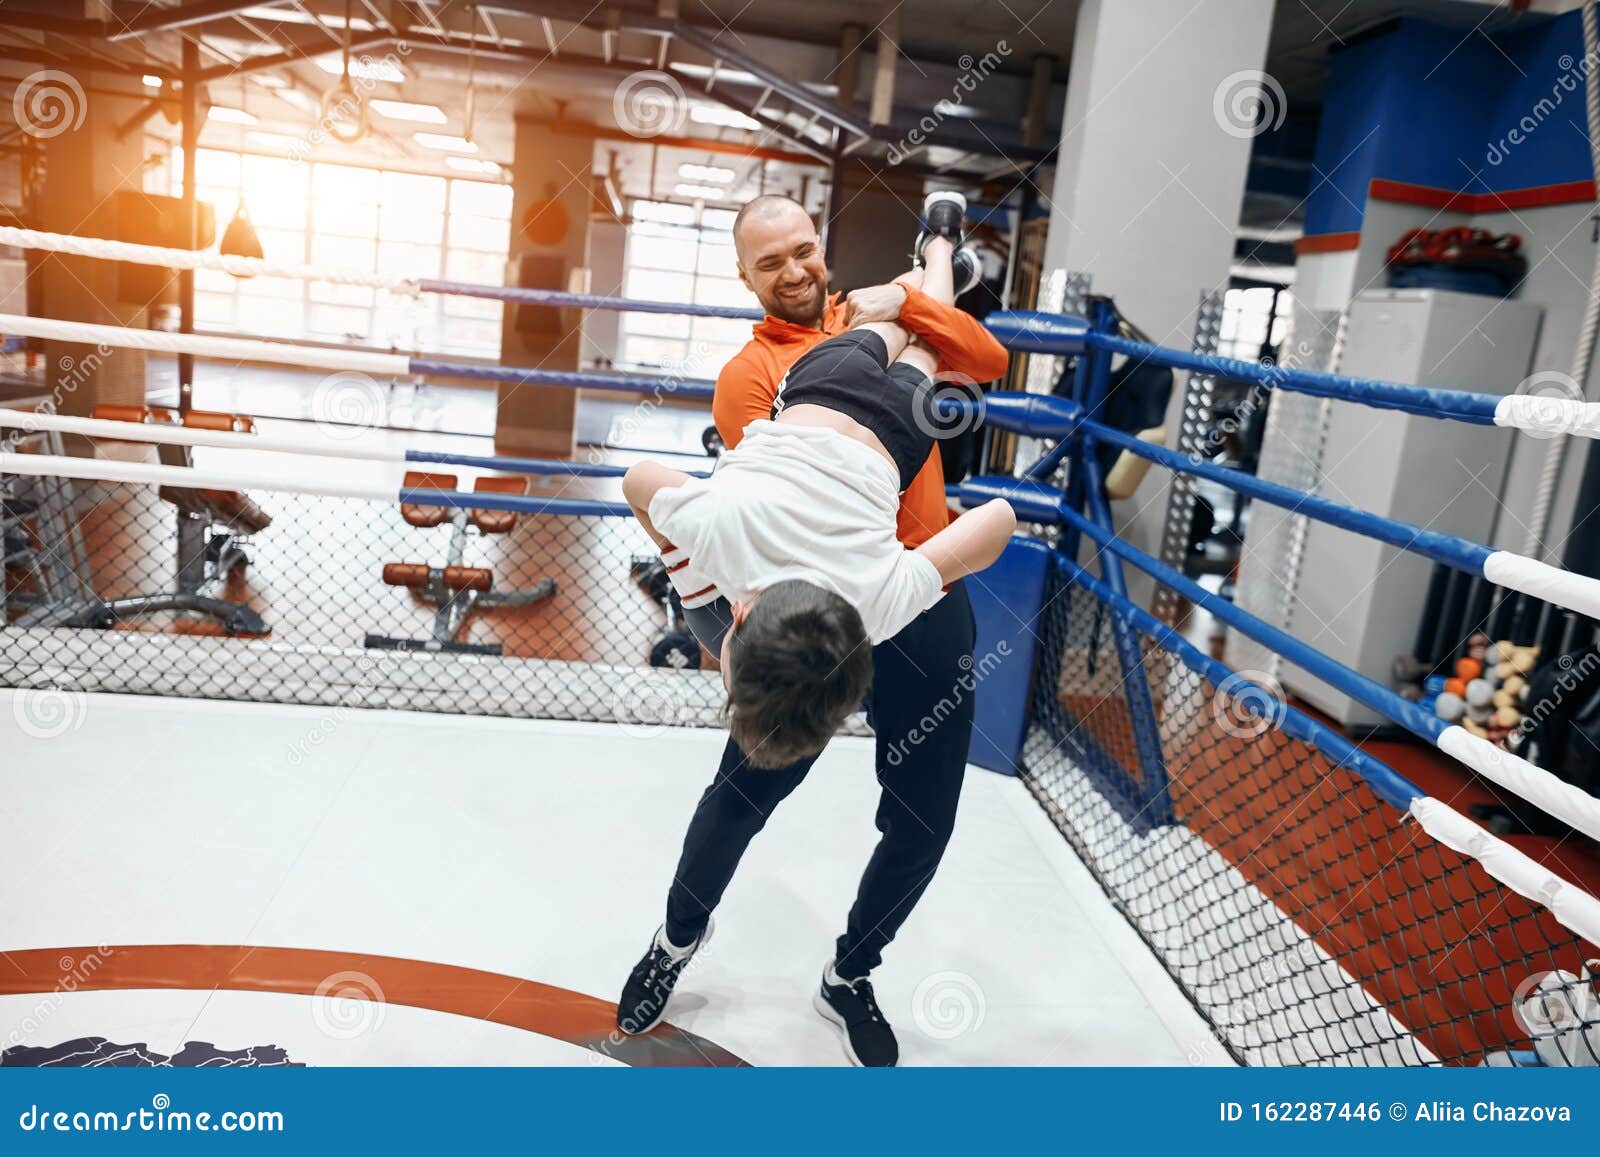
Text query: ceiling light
413 132 478 153
447 157 503 176
678 162 735 183
316 54 404 84
689 105 762 131
370 99 448 124
241 6 376 31
251 74 288 89
142 75 163 89
207 106 258 125
674 183 728 200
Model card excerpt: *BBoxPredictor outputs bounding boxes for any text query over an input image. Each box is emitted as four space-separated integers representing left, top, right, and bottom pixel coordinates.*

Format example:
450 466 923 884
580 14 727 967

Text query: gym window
168 149 511 359
619 199 750 374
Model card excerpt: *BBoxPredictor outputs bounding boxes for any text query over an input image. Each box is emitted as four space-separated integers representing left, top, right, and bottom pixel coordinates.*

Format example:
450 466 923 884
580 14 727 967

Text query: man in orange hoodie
617 194 1011 1066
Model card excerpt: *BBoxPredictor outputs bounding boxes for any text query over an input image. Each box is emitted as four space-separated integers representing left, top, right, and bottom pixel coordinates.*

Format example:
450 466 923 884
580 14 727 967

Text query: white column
1041 0 1274 602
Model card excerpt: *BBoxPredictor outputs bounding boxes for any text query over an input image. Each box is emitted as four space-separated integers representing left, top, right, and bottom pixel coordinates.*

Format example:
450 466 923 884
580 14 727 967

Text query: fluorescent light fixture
247 130 303 151
251 74 289 89
674 183 729 200
207 106 258 125
413 132 478 153
369 99 448 124
316 54 404 84
242 6 376 31
678 162 735 183
142 74 163 89
689 105 761 131
446 156 502 175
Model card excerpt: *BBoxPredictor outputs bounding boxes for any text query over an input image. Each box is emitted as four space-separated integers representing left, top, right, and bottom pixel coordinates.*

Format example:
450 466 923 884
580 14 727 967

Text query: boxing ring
2 226 1599 1068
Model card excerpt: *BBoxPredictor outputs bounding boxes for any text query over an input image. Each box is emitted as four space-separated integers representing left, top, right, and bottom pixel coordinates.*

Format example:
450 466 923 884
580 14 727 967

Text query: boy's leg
663 736 820 945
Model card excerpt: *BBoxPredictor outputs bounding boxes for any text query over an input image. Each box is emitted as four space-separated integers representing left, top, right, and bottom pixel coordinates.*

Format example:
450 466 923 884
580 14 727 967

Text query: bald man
617 193 1008 1066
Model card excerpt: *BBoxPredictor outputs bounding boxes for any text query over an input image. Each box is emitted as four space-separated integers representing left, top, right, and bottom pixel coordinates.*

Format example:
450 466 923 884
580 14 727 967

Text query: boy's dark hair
725 579 872 769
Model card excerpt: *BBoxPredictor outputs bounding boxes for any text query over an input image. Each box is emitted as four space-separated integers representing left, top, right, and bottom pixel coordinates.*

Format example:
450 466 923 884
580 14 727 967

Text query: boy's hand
842 283 908 328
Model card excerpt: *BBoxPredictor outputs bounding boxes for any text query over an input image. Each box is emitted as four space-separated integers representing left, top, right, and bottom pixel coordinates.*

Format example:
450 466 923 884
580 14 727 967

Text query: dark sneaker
813 961 898 1066
914 191 968 264
952 244 982 296
616 919 712 1035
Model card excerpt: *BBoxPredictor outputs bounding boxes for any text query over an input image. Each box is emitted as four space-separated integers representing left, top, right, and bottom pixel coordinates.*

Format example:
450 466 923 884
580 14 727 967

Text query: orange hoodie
711 286 1010 548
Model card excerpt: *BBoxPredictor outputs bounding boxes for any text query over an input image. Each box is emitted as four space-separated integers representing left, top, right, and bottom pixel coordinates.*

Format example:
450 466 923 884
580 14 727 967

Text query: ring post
1068 298 1173 826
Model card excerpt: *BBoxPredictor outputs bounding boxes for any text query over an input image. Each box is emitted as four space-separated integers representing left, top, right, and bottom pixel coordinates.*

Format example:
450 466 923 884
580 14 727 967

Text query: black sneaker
951 244 982 297
813 961 898 1066
616 919 712 1035
914 190 968 265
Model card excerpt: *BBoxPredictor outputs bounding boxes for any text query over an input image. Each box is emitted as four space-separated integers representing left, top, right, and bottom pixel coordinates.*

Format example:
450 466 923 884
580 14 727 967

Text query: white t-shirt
647 420 946 644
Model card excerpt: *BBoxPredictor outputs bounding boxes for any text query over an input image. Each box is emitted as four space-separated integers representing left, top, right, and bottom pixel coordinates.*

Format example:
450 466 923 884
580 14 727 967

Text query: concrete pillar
1040 0 1273 603
497 119 594 456
30 61 152 416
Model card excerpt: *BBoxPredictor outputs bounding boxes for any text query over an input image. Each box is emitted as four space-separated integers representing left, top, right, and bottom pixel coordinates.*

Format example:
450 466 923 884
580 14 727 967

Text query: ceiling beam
109 0 284 41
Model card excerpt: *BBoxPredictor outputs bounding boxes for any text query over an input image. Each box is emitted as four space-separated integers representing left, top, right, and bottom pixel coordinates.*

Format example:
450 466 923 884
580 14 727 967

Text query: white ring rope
0 225 411 293
0 312 408 376
0 407 407 463
0 449 396 502
1410 795 1600 947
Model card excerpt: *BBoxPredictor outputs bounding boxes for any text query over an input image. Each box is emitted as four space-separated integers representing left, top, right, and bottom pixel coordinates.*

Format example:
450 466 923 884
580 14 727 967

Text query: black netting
0 464 755 733
1024 561 1600 1067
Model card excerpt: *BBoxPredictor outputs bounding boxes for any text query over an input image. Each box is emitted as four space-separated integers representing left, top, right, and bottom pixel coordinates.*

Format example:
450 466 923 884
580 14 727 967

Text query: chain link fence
1023 559 1600 1067
1 459 748 733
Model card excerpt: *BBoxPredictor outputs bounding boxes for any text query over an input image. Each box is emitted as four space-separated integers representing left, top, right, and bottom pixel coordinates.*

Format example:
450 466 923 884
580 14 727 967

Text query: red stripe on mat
0 944 749 1067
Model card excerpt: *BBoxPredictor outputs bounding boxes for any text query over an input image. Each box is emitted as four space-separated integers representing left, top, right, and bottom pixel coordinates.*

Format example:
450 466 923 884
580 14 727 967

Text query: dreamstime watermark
1511 960 1600 1043
310 970 386 1040
13 71 87 139
1213 70 1286 139
1488 50 1598 165
884 42 1011 165
588 340 715 466
2 344 117 454
12 683 90 740
310 370 391 437
613 70 688 139
910 970 986 1040
1188 338 1316 466
5 947 115 1049
1509 369 1585 441
283 651 402 767
608 667 710 739
1509 648 1600 748
1212 669 1287 740
910 370 986 442
883 641 1011 768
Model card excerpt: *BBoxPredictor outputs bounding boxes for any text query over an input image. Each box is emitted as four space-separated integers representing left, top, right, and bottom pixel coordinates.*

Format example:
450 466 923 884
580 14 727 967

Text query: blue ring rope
1055 555 1423 813
1087 332 1501 424
1081 421 1493 574
408 358 716 399
1045 498 1449 744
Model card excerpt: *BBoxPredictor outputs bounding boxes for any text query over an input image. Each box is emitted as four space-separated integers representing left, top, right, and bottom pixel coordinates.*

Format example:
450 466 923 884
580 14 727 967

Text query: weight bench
364 471 557 655
86 404 269 636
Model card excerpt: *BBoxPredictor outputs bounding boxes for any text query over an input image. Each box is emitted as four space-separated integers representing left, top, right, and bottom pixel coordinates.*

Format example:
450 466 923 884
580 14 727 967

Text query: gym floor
0 691 1219 1067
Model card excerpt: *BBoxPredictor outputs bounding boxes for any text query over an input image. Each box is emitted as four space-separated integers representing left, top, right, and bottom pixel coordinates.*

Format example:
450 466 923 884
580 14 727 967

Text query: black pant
663 580 976 980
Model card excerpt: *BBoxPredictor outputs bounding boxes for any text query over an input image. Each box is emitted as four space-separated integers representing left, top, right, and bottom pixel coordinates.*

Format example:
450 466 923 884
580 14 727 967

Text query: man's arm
711 348 776 451
914 498 1017 586
845 282 1009 384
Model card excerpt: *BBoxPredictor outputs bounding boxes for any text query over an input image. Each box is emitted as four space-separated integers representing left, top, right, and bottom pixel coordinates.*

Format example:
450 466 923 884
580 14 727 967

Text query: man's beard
762 279 826 326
